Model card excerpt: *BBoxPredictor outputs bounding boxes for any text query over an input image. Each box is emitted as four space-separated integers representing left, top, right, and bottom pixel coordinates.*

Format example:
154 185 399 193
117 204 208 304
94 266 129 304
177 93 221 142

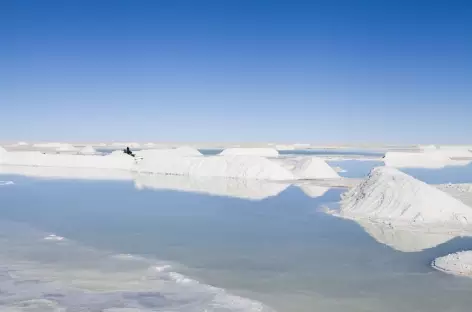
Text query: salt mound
219 148 279 157
340 167 472 226
56 144 78 152
137 155 295 180
432 251 472 277
437 149 472 158
79 145 97 155
291 157 339 179
174 146 202 156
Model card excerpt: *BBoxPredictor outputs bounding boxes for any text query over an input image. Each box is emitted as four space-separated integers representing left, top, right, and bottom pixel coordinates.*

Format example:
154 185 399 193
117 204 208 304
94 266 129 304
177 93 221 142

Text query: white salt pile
291 157 340 179
137 155 295 180
135 147 202 159
340 167 472 226
79 145 98 155
219 147 279 157
111 142 141 148
432 251 472 277
56 143 79 152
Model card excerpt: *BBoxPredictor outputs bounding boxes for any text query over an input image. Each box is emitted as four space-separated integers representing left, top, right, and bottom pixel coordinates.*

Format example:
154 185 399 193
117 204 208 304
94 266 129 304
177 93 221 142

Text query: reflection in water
354 220 470 252
134 174 290 200
0 165 332 201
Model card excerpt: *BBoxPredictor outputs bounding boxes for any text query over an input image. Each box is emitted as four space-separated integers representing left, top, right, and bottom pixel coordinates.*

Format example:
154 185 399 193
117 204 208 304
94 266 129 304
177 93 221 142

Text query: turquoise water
1 162 472 311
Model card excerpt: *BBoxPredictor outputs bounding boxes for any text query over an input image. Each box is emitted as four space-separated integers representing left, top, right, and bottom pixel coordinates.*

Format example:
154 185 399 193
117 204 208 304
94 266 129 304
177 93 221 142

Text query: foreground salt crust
432 251 472 277
137 155 295 180
339 167 472 226
219 147 279 157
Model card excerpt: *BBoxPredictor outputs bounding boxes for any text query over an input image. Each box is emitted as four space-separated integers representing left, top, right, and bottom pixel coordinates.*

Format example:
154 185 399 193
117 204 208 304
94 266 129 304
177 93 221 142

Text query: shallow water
1 164 472 311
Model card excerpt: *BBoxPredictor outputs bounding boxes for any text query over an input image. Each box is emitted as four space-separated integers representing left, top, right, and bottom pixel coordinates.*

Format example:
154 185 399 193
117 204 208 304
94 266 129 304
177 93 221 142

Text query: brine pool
1 161 472 312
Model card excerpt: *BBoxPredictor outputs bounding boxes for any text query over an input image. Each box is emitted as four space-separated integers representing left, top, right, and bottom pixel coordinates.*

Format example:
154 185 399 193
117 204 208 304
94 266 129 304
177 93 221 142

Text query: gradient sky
1 0 471 144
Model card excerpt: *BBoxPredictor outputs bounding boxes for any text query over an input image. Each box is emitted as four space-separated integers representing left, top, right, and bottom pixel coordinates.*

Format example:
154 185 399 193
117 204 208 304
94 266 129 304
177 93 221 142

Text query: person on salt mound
123 147 135 157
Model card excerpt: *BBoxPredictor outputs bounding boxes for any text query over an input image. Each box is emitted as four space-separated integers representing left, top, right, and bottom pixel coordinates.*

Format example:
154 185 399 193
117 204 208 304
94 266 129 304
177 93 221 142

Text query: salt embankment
137 155 295 180
0 150 135 170
339 167 472 226
135 146 202 158
432 251 472 277
219 147 279 157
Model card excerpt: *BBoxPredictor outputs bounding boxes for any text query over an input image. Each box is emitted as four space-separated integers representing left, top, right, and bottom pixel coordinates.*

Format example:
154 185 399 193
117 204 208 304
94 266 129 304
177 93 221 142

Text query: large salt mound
137 155 295 180
340 167 472 226
79 145 98 155
219 148 279 157
432 251 472 277
291 157 339 179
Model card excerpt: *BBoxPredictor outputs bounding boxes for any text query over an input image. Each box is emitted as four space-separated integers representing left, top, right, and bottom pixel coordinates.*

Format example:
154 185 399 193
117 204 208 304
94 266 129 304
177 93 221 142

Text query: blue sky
1 0 471 144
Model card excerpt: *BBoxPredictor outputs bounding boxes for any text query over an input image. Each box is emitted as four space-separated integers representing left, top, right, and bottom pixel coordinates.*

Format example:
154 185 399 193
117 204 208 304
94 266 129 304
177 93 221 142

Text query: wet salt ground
2 167 472 312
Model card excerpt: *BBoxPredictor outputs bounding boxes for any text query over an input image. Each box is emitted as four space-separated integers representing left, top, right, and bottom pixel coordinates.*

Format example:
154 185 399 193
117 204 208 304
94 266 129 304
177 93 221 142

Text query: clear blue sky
1 0 471 144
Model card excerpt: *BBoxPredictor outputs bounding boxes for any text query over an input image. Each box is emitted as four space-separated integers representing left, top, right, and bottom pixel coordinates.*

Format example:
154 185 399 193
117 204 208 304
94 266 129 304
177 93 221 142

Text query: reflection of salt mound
356 220 458 252
219 148 279 157
340 167 472 226
79 145 97 155
0 180 14 186
134 174 289 200
137 155 295 180
298 184 330 198
291 157 339 179
432 251 472 277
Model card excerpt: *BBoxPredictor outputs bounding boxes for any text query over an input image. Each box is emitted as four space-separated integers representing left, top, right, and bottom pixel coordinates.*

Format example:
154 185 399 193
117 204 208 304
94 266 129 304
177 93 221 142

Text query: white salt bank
219 147 279 157
340 167 472 226
137 155 295 180
432 251 472 277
